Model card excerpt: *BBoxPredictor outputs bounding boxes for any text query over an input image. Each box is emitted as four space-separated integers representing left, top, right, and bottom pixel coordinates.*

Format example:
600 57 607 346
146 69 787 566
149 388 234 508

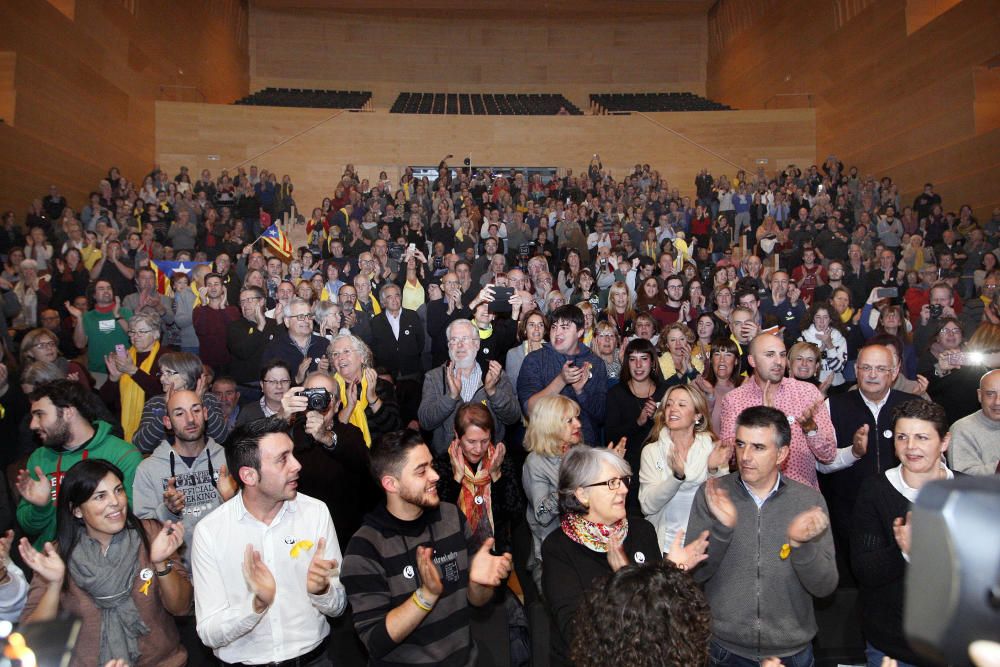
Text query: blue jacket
516 343 607 446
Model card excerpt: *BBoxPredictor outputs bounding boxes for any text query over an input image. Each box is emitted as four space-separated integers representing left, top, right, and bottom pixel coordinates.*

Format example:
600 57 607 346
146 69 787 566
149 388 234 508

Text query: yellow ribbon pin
139 579 152 595
289 540 315 558
779 543 792 560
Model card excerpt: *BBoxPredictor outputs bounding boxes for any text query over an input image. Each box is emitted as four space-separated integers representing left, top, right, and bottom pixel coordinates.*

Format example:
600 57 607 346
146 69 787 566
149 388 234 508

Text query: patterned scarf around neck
560 512 628 553
458 456 495 548
68 526 149 666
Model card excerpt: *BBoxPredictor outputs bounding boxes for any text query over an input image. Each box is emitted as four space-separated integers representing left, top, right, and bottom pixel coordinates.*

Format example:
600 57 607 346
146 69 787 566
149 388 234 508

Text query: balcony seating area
390 92 582 115
234 88 372 110
590 92 733 113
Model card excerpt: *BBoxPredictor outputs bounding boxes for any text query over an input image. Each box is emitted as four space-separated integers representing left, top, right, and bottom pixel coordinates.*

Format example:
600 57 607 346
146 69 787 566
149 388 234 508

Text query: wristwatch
155 560 174 577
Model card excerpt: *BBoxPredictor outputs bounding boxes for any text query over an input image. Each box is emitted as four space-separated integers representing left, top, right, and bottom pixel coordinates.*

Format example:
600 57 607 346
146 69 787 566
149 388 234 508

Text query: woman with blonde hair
657 322 704 386
601 280 635 338
639 384 732 552
577 300 597 347
19 328 91 390
522 395 582 588
592 320 622 383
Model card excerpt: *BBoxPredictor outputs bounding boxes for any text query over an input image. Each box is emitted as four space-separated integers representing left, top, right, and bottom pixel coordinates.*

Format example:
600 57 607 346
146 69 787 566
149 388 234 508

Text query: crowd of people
0 156 997 667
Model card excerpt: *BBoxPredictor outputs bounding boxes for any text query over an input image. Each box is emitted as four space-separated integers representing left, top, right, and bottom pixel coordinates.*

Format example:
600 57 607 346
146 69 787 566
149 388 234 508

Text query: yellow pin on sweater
289 540 315 558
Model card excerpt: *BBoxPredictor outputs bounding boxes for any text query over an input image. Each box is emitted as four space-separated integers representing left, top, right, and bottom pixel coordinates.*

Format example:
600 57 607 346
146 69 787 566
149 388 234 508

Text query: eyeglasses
32 340 57 350
239 297 263 305
158 369 179 378
263 378 291 386
940 328 962 335
583 476 632 491
129 329 155 337
448 336 476 346
857 364 895 375
287 313 312 322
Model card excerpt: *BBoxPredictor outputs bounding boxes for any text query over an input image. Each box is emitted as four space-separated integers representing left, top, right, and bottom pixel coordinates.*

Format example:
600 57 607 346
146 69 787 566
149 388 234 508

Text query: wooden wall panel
0 0 249 216
707 0 1000 218
249 8 708 109
156 102 814 217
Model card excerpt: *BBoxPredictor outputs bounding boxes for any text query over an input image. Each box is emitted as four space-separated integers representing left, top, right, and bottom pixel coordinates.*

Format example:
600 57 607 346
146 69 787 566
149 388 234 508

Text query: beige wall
0 0 249 215
249 7 708 110
707 0 1000 219
155 102 814 214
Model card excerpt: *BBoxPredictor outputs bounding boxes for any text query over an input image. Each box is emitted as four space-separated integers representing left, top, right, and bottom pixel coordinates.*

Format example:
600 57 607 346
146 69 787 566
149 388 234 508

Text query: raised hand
607 534 630 572
707 439 733 472
243 544 276 611
606 437 627 459
487 442 506 482
483 360 502 395
761 380 776 408
306 537 338 595
667 529 710 571
796 396 825 433
851 424 870 458
469 537 513 587
915 374 929 395
18 538 65 585
103 353 123 382
705 478 737 529
637 397 657 426
163 477 186 515
818 372 834 397
892 511 912 556
217 465 238 501
363 367 379 404
787 506 830 546
448 438 467 482
280 385 308 418
0 530 14 567
415 544 444 599
338 382 358 424
668 443 687 478
150 520 185 565
64 300 82 319
445 362 462 400
16 466 51 507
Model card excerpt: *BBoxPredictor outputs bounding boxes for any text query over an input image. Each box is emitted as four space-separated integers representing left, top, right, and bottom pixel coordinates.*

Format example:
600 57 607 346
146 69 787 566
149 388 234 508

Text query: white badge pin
634 552 646 564
283 536 296 545
787 415 797 425
139 568 154 581
883 429 892 439
404 329 410 335
403 565 415 579
474 495 484 505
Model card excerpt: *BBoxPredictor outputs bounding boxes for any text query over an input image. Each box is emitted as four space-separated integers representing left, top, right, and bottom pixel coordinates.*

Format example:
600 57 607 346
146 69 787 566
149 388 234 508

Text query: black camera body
519 242 535 257
298 388 332 412
388 243 405 261
929 303 944 319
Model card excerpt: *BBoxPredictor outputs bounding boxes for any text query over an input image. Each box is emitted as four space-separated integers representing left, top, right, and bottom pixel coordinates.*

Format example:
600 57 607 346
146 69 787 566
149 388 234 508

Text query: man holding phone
517 304 608 446
914 281 958 351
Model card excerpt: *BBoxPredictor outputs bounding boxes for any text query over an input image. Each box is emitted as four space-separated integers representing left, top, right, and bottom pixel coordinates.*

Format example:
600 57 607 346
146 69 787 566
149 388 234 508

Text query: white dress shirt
192 491 346 664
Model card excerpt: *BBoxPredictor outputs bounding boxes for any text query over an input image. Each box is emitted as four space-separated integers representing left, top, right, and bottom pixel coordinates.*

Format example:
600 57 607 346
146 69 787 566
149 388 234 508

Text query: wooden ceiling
251 0 715 18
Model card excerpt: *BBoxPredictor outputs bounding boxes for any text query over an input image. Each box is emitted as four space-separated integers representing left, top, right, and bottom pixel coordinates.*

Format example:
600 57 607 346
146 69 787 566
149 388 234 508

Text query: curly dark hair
569 562 711 667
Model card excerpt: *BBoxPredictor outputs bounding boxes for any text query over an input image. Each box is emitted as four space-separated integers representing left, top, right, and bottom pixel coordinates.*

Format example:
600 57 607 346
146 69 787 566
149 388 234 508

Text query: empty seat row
390 92 583 115
234 88 372 110
590 92 733 112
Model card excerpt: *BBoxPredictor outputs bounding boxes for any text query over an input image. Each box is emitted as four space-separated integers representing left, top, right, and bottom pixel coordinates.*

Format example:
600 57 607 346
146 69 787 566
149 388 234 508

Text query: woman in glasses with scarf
542 446 709 667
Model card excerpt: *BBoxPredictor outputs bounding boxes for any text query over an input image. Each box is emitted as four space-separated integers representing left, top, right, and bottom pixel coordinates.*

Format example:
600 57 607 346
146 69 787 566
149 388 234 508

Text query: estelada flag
150 260 210 296
261 221 293 263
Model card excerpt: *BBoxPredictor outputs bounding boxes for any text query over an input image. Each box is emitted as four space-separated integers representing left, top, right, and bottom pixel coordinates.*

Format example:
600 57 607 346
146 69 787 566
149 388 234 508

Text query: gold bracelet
411 590 433 612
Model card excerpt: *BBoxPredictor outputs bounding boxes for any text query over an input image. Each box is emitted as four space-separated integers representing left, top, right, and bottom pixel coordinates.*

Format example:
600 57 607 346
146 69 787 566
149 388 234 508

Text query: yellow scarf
840 307 854 324
335 373 371 446
356 294 381 315
120 341 159 442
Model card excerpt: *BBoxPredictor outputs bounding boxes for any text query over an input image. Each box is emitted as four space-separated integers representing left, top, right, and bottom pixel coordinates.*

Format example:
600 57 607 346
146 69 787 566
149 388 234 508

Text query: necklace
630 379 656 400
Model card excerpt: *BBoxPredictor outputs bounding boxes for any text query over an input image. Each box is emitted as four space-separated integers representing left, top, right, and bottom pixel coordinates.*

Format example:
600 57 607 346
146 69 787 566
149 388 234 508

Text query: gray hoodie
133 437 227 565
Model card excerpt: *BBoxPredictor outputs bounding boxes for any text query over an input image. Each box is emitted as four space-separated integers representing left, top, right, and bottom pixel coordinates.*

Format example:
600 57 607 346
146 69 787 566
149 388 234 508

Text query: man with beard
418 319 520 456
70 278 132 377
133 390 236 562
133 389 236 666
342 429 513 667
15 380 141 548
192 273 240 373
719 333 836 491
191 417 347 665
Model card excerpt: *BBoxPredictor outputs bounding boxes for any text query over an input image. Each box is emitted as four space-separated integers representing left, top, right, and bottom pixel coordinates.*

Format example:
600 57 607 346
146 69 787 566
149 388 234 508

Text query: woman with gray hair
541 446 710 667
313 300 345 341
131 351 230 453
100 310 172 442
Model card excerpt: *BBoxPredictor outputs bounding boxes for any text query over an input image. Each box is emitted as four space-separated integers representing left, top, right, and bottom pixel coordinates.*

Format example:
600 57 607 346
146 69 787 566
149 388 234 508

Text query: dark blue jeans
709 640 815 667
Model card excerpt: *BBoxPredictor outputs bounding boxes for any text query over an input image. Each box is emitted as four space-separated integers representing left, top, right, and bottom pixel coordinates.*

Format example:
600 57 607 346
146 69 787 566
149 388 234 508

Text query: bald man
133 389 235 561
947 368 1000 475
